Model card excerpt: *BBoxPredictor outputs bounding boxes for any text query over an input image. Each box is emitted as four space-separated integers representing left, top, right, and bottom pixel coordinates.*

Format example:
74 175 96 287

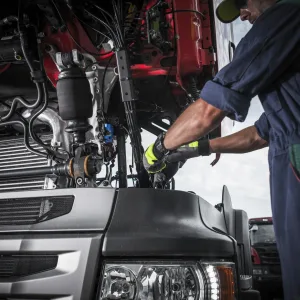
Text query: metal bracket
115 50 137 102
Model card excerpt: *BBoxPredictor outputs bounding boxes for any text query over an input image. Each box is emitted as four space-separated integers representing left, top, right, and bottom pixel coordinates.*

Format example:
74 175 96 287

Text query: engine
0 0 218 191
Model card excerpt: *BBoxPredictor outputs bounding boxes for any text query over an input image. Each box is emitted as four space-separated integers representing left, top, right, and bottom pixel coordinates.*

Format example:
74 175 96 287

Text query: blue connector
104 123 114 144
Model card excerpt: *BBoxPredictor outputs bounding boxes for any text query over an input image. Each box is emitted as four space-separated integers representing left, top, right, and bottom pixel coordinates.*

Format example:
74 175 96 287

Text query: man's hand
143 133 169 173
143 134 212 174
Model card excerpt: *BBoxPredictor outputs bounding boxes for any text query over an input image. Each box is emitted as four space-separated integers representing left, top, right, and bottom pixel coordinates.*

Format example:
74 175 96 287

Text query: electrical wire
71 12 111 41
51 0 110 56
84 9 122 48
101 54 115 110
165 9 205 18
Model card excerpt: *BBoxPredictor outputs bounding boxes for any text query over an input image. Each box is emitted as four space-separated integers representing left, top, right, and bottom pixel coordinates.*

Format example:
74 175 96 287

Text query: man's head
216 0 276 24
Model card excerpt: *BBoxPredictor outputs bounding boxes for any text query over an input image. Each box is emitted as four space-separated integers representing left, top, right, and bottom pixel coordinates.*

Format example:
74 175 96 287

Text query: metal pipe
0 163 69 179
23 107 69 149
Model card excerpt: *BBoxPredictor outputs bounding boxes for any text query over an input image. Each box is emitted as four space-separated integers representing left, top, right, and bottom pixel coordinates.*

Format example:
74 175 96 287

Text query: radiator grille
0 255 58 278
0 135 52 192
255 246 281 264
0 196 74 225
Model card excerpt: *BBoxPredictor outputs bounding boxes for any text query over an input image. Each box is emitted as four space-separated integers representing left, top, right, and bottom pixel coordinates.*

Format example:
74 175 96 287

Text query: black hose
13 0 65 161
0 163 69 179
0 84 43 122
0 119 47 158
0 1 43 122
28 83 52 153
189 76 200 101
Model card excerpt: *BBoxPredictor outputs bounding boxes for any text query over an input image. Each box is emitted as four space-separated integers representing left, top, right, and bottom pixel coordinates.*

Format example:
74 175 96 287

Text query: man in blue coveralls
143 0 300 298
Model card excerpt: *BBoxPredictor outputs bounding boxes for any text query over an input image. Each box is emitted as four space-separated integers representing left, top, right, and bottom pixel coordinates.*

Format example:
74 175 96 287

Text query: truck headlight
98 262 236 300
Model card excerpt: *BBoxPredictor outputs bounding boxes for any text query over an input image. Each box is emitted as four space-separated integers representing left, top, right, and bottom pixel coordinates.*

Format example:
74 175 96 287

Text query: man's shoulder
252 0 300 31
277 0 300 5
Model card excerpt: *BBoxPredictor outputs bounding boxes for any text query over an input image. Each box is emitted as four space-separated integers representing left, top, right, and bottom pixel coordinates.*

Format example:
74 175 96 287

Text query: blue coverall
200 0 300 298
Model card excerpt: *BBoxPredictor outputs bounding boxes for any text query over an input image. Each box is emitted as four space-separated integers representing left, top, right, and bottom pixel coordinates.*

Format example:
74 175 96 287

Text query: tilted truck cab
0 186 260 299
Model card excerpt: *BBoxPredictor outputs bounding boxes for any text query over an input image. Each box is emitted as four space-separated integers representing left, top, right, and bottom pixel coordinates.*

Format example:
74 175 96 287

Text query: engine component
23 107 70 150
0 154 101 181
0 135 52 192
57 66 93 144
0 35 23 62
146 0 172 54
115 49 148 186
56 50 85 69
85 62 118 156
104 123 114 144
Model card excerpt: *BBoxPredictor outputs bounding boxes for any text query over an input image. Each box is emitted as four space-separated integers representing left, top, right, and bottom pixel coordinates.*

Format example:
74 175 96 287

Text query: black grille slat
255 246 281 265
0 255 58 278
0 196 74 225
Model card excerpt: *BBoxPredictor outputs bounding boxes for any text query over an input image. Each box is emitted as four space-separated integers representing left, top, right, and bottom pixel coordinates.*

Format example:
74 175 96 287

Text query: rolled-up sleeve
254 113 270 142
200 0 300 122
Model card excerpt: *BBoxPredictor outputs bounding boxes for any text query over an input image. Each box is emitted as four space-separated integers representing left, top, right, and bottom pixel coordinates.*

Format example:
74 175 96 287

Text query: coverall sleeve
200 1 300 122
254 113 270 142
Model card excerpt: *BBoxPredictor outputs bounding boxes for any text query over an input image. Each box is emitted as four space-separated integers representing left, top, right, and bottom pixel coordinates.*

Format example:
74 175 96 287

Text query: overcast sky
140 18 272 218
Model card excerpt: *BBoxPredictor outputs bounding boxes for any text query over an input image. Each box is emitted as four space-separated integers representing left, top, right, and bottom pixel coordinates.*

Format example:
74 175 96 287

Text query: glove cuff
198 139 211 156
153 132 170 159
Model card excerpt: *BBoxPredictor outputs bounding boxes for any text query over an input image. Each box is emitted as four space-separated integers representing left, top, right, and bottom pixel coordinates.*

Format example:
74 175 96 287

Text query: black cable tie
30 70 45 83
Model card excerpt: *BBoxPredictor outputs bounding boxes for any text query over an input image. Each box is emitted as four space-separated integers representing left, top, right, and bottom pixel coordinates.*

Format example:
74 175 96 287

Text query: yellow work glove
143 133 169 173
143 133 211 174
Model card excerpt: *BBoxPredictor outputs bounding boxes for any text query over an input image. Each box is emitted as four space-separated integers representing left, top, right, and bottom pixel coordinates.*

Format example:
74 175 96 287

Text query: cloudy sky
140 18 272 218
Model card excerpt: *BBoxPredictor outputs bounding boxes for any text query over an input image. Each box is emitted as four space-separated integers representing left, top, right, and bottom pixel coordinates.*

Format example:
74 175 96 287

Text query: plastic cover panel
0 233 102 300
222 185 235 237
235 209 253 276
0 188 115 232
103 189 234 257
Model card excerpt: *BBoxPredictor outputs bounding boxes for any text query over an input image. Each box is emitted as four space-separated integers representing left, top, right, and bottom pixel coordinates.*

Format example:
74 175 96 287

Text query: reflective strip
188 141 199 148
145 144 157 165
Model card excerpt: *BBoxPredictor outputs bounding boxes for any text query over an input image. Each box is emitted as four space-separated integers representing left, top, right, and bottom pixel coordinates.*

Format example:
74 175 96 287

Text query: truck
0 0 259 299
249 217 283 299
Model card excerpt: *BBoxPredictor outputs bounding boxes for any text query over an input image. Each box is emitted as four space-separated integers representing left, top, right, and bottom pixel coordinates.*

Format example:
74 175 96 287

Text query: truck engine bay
0 1 261 299
0 0 218 191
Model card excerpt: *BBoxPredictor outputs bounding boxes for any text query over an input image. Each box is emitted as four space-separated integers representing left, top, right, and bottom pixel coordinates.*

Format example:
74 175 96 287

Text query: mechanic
143 0 300 298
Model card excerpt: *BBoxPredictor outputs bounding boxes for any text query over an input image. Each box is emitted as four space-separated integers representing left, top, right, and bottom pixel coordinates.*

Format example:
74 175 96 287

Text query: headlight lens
99 262 236 300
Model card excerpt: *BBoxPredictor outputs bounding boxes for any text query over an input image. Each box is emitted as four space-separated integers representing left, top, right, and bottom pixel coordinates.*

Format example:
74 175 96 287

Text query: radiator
0 135 51 192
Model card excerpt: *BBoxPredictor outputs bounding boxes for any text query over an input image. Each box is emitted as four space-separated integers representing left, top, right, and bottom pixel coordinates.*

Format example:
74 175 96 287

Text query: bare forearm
164 98 227 150
209 125 268 154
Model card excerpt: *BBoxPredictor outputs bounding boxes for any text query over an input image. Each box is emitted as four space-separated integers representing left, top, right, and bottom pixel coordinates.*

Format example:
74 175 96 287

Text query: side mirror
249 224 258 232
